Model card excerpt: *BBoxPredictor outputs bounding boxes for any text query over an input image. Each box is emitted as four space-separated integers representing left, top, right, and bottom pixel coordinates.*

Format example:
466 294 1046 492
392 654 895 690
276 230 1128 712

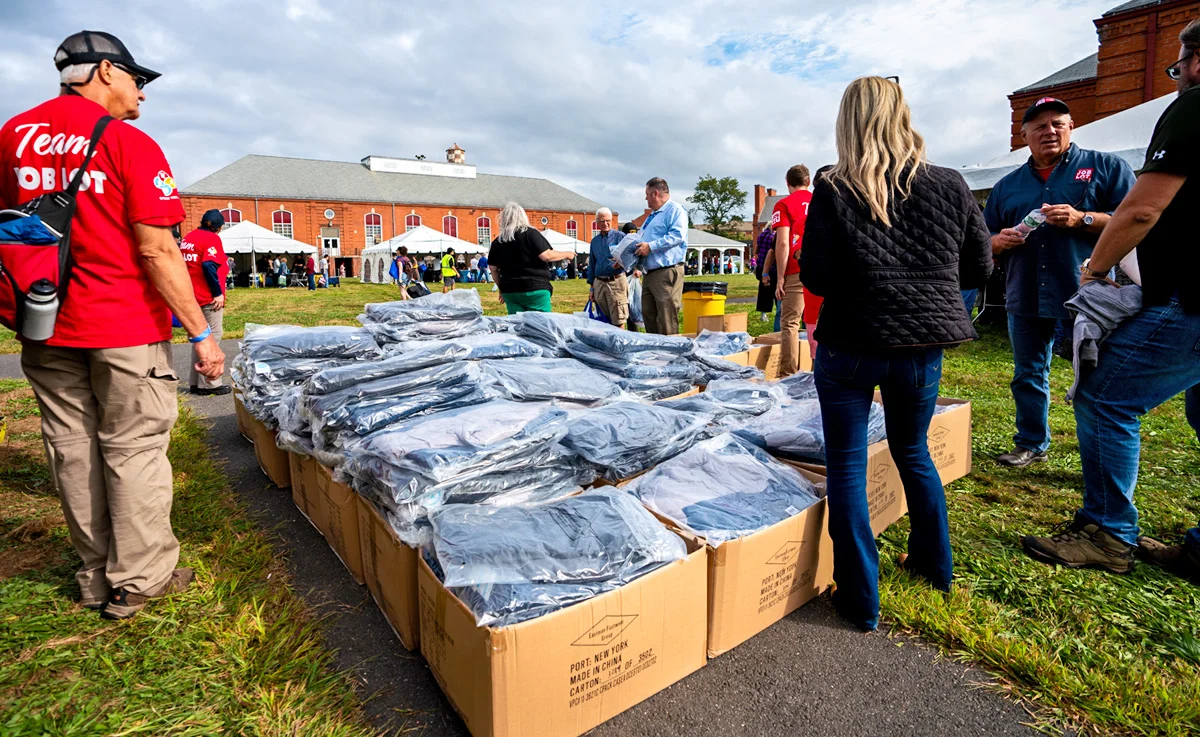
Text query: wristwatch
1080 258 1107 280
1082 213 1095 227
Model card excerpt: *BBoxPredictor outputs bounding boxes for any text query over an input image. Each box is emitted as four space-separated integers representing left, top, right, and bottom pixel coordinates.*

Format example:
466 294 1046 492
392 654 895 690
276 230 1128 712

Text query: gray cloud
0 0 1115 219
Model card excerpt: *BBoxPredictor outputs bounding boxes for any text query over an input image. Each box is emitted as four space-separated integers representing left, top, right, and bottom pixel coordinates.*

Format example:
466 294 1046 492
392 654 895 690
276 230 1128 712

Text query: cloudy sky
0 0 1116 219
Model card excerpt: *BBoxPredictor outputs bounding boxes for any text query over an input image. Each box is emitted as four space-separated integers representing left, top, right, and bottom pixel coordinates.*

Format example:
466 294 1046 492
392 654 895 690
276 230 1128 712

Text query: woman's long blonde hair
826 76 926 227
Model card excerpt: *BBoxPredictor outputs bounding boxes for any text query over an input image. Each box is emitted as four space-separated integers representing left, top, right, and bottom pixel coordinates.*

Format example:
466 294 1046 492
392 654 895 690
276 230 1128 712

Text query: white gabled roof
362 224 468 256
219 220 316 255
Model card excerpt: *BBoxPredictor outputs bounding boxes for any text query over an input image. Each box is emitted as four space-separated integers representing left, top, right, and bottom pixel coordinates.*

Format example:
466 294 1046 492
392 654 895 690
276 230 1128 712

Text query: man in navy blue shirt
984 97 1135 467
586 207 629 328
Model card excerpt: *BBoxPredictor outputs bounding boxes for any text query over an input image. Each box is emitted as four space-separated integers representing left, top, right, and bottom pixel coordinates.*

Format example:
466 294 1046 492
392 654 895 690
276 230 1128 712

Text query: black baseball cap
201 209 225 229
1022 96 1070 124
55 31 162 85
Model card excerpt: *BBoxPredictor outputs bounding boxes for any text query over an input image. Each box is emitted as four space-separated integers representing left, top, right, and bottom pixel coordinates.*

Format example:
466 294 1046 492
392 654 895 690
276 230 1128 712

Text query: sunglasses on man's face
1166 49 1197 81
114 64 147 90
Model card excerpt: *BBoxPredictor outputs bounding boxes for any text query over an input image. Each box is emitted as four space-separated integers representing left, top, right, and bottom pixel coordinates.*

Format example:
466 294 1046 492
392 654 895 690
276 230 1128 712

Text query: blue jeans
1073 300 1200 551
960 289 978 317
1008 314 1057 453
774 300 782 333
307 273 316 290
1186 385 1200 442
815 345 951 631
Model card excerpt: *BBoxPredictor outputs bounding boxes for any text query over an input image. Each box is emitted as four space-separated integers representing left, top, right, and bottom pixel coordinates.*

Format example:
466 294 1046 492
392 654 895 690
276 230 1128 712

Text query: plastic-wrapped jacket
305 362 479 428
561 401 713 481
734 398 886 463
510 311 606 355
564 343 702 381
307 343 471 394
383 333 544 361
625 433 822 546
241 325 380 362
429 489 686 588
693 329 752 356
777 371 818 400
612 376 694 401
482 357 619 404
361 289 483 323
575 327 694 356
657 378 783 420
361 316 491 344
687 352 764 383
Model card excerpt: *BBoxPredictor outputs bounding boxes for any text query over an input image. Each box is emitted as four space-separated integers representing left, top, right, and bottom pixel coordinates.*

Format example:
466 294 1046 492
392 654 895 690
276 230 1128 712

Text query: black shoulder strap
66 116 112 197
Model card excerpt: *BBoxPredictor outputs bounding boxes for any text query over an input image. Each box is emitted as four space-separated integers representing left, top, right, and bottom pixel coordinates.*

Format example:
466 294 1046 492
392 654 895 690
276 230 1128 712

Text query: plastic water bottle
22 279 59 342
1013 209 1047 239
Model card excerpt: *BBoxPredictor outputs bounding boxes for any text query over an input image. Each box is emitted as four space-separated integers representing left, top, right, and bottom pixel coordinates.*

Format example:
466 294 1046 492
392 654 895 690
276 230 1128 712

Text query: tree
687 175 747 239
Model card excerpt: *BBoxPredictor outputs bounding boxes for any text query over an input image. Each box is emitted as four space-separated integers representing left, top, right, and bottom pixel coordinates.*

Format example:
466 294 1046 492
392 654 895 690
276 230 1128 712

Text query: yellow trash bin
681 281 728 334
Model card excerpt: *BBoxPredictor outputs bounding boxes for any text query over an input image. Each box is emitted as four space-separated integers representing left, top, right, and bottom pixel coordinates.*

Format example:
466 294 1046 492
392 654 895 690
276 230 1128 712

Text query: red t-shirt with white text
179 228 228 304
770 189 812 277
0 96 184 348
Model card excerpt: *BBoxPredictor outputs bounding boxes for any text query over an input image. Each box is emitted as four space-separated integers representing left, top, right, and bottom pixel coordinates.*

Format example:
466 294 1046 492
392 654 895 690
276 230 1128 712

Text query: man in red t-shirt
771 164 814 375
0 32 224 619
179 209 230 395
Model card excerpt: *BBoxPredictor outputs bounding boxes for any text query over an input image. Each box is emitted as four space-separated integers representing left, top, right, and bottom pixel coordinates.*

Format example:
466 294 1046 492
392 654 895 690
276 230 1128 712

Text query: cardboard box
419 543 708 737
233 391 253 442
647 467 835 658
793 440 906 537
357 497 420 650
316 464 365 585
696 312 749 334
750 334 811 374
928 399 972 485
250 416 291 489
288 452 322 531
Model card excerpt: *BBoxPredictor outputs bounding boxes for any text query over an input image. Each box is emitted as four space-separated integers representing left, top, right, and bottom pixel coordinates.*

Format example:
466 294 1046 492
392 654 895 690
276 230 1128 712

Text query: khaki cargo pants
592 273 629 329
780 273 806 376
21 341 180 600
641 264 683 335
190 303 224 389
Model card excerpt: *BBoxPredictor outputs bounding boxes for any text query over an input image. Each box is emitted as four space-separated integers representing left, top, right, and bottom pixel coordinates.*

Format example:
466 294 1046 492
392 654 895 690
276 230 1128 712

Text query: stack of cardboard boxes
232 354 974 737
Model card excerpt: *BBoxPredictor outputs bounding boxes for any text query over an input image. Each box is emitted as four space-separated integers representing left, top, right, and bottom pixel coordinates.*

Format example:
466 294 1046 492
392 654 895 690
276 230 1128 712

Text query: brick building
180 145 611 277
1007 0 1200 149
750 185 780 244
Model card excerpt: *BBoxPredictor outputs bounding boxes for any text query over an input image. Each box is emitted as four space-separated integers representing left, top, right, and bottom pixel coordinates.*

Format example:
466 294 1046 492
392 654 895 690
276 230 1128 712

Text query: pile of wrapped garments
340 401 592 544
382 332 545 361
426 489 688 626
625 433 822 546
657 378 785 424
231 324 381 427
505 311 611 356
569 327 761 393
734 397 887 463
481 357 620 404
561 401 714 481
358 290 490 343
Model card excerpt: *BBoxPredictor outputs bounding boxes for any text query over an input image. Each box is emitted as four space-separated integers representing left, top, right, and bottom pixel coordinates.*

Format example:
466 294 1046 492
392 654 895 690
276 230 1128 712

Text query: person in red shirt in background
0 31 223 620
772 164 814 376
305 253 317 291
179 209 230 395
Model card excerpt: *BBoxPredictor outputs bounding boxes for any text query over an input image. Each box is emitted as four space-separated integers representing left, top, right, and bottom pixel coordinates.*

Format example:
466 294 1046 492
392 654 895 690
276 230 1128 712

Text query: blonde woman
487 202 577 313
799 76 993 631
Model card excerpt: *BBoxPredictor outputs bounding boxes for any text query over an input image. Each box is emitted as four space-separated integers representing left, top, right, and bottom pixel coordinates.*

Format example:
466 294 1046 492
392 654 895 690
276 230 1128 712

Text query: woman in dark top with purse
487 202 577 314
799 76 993 632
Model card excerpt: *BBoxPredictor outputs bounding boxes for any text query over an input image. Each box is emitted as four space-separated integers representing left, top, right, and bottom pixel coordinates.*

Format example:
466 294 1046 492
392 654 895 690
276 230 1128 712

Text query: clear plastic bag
686 352 764 383
575 328 694 356
625 433 821 546
657 378 783 421
429 488 686 588
613 376 694 401
693 329 752 356
306 362 479 429
361 289 483 323
482 357 619 404
777 371 817 400
307 343 471 394
561 401 713 481
734 398 887 463
241 325 380 362
611 232 644 273
510 311 606 356
564 342 703 381
382 333 544 362
361 316 492 344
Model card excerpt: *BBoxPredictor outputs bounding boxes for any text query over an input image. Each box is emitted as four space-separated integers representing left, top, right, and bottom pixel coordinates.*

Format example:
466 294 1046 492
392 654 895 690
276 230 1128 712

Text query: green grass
0 381 381 737
876 325 1200 736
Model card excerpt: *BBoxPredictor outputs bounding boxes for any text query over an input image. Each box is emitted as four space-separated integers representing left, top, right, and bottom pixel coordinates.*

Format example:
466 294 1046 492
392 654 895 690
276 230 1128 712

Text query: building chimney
753 185 765 221
767 188 777 197
446 143 466 164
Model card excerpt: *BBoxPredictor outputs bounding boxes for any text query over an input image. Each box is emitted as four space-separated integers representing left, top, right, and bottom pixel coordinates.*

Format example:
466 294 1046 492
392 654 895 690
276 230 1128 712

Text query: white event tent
218 221 316 287
686 228 746 275
540 228 591 255
958 94 1172 193
360 225 466 283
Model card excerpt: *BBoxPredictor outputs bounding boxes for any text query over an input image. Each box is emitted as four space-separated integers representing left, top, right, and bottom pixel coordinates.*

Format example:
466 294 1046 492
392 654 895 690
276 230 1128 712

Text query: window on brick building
272 209 292 238
591 220 599 239
405 213 421 232
565 219 578 241
477 216 491 246
365 212 383 247
219 208 242 231
443 214 458 238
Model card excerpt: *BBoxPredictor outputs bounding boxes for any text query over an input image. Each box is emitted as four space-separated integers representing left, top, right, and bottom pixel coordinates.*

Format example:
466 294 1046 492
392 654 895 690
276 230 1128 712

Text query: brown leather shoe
1137 536 1200 582
1022 518 1135 574
101 568 194 620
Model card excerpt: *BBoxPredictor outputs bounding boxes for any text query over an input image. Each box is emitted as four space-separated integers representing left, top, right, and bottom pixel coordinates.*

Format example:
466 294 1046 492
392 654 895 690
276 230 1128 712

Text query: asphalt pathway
0 344 1046 737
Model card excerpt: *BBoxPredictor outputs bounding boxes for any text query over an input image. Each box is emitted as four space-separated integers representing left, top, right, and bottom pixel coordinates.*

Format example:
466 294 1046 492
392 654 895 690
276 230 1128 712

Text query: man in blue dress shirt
586 207 629 328
984 97 1135 468
633 177 688 334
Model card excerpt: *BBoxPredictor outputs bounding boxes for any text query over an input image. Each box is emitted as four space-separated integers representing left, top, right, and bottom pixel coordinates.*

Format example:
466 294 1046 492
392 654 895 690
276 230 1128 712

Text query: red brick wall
181 195 615 275
1094 0 1200 119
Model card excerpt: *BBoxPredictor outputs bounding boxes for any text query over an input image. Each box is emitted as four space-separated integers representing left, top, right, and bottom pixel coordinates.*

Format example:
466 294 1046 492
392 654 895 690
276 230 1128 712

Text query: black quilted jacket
799 164 993 351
